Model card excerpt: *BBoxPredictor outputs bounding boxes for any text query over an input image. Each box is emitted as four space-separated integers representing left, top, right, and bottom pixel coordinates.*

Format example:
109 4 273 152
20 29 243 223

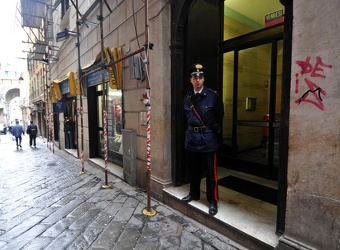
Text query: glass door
221 39 283 180
97 92 104 158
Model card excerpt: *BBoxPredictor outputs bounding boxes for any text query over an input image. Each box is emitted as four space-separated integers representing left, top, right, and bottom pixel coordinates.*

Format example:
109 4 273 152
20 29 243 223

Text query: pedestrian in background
182 63 224 216
26 120 38 147
12 120 25 150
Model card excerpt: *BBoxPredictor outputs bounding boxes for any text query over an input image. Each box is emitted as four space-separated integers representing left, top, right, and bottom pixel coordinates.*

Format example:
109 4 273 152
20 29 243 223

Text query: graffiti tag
295 56 332 110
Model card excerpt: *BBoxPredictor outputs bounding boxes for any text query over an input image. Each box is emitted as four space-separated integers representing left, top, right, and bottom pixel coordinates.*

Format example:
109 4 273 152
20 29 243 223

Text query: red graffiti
295 56 332 111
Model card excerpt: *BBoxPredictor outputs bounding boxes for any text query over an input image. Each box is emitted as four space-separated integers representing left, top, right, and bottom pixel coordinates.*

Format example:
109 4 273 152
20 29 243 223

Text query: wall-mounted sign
60 80 70 95
86 67 110 87
265 9 284 27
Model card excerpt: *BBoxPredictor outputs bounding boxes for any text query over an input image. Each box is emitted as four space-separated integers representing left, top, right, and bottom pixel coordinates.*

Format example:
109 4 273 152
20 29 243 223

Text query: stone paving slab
0 134 248 250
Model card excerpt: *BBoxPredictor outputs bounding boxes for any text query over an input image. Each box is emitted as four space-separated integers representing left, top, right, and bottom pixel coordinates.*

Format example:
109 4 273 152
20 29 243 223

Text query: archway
4 88 20 125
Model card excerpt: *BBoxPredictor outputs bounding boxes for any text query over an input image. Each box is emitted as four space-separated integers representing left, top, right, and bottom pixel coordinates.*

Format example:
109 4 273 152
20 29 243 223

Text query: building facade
21 0 339 249
0 59 29 130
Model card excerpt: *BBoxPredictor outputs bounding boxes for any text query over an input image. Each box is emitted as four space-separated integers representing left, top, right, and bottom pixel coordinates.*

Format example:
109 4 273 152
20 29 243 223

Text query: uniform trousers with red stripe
187 151 219 205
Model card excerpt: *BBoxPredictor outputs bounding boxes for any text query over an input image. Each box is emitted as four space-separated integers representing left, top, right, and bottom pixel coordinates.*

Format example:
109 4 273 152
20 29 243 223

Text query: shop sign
86 67 110 87
264 9 284 27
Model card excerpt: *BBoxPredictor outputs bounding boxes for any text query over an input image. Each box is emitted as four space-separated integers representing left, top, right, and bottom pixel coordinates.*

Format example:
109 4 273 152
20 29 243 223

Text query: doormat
218 176 277 205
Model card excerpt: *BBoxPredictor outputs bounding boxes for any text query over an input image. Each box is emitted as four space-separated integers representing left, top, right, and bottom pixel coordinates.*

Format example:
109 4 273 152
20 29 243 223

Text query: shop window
107 89 123 157
96 86 123 162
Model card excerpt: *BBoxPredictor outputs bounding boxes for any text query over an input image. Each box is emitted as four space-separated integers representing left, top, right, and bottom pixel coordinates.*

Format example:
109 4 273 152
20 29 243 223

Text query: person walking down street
26 120 38 147
182 63 224 216
12 120 25 150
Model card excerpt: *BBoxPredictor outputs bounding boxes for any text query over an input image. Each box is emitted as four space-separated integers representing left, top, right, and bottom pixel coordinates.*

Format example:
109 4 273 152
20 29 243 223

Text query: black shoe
19 145 22 148
209 203 218 216
181 195 199 203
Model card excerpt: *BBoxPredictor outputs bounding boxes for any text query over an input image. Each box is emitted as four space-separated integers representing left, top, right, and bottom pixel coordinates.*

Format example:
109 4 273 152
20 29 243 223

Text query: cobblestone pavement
0 134 247 250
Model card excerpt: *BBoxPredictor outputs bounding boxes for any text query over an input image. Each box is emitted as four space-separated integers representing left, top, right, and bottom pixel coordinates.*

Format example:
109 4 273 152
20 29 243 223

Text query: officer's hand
212 124 221 133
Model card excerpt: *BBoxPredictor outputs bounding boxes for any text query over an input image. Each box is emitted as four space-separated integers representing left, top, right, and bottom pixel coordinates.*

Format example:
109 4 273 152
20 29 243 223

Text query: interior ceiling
225 0 284 25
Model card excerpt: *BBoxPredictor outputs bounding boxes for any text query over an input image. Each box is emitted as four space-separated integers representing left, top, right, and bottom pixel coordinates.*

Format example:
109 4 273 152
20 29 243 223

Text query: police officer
181 63 224 216
26 120 38 147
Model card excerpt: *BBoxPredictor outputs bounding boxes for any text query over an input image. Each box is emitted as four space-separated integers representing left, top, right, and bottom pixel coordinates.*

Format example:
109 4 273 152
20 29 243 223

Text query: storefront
51 71 80 151
82 47 123 166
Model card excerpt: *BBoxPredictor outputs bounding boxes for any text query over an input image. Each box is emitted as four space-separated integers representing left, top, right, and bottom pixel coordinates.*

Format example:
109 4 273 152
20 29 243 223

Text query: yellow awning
68 72 81 96
51 81 61 102
111 47 123 89
52 71 80 97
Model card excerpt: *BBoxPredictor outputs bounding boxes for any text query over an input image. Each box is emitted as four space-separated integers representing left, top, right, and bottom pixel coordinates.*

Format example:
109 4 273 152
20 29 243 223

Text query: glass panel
238 44 271 121
237 126 268 165
236 44 271 165
98 130 104 157
107 88 123 158
275 40 283 115
222 51 234 148
97 91 104 157
96 84 103 91
97 95 103 128
273 40 283 168
273 128 280 168
237 126 263 152
224 0 284 40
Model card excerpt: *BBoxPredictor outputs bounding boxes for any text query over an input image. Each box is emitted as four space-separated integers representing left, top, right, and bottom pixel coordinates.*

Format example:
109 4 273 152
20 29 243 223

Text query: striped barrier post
102 109 111 188
142 90 156 216
76 106 85 174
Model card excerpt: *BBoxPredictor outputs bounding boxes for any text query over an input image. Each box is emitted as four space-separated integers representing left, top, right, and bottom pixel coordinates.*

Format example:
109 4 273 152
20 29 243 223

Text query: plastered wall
281 0 340 249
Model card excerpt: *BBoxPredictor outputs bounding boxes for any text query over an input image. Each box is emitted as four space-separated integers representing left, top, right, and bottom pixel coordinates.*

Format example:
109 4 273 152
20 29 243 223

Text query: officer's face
190 75 205 92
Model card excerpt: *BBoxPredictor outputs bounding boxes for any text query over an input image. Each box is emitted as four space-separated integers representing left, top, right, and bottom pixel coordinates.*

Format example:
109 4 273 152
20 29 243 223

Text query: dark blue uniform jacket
184 86 224 152
27 124 38 136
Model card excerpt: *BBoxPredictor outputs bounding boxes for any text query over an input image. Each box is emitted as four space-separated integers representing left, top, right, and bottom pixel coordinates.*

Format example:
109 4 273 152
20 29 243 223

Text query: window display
107 89 123 157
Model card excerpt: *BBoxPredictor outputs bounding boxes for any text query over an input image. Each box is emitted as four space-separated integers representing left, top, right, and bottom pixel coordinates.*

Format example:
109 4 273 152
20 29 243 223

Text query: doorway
88 83 123 166
171 0 291 235
220 26 284 180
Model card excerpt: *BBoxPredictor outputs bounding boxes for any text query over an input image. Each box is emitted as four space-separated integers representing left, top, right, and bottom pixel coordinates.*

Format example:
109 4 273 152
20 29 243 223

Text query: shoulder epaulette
208 88 219 95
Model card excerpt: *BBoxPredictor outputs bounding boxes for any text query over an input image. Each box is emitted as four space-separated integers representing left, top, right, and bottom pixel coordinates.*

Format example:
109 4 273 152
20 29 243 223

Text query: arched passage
3 88 20 124
5 88 20 103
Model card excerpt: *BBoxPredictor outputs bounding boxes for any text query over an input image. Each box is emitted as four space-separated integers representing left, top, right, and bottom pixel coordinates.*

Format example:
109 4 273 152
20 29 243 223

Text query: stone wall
50 0 172 200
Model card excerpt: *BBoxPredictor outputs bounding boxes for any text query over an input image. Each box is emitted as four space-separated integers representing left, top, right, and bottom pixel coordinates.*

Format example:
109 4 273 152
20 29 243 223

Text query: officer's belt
188 126 212 133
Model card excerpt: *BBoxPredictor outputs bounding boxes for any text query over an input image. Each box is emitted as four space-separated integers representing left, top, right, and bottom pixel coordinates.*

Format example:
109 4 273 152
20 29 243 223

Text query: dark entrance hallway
170 0 292 248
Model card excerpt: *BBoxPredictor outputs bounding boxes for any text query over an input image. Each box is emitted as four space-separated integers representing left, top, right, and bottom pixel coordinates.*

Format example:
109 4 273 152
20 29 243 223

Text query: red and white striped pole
45 114 49 149
48 114 51 150
76 106 85 174
142 90 156 216
102 109 111 188
145 92 151 172
50 113 54 153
